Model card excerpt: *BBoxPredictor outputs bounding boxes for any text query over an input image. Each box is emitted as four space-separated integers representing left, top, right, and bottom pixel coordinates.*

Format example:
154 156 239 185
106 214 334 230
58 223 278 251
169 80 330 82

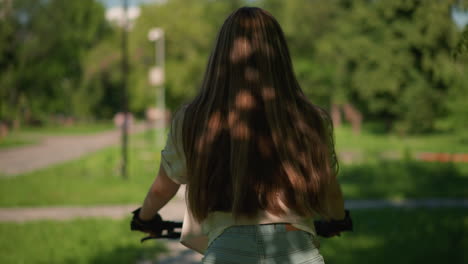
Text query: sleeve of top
160 108 188 184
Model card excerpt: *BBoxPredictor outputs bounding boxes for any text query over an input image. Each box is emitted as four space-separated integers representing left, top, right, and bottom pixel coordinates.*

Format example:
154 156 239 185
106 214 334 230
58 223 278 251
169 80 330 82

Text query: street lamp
121 0 130 179
148 28 165 146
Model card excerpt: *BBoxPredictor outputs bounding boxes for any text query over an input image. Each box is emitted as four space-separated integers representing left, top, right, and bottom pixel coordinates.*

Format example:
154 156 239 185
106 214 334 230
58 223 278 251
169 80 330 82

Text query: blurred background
0 0 467 263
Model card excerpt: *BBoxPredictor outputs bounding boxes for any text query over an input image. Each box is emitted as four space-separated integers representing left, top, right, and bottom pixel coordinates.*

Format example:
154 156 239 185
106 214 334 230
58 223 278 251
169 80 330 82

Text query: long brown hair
180 7 338 222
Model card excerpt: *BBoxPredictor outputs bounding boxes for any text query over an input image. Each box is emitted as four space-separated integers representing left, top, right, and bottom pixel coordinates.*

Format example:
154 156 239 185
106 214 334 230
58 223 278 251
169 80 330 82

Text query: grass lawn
1 146 467 206
0 130 163 207
0 208 465 264
0 123 466 207
20 121 115 135
0 123 466 263
320 208 468 263
0 121 116 149
0 134 37 149
339 160 468 199
0 218 167 264
334 125 468 154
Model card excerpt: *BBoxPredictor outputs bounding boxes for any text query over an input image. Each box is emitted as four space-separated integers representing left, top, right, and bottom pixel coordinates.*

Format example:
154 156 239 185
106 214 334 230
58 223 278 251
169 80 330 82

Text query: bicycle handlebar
131 209 353 242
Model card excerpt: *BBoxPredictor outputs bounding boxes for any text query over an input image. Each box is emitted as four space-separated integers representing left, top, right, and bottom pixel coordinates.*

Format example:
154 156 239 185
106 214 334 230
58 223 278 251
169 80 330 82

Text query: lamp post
121 0 129 179
148 28 165 146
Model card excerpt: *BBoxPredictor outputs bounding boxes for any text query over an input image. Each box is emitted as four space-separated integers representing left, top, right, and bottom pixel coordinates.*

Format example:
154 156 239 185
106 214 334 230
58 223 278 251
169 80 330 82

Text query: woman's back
155 6 346 263
180 6 339 223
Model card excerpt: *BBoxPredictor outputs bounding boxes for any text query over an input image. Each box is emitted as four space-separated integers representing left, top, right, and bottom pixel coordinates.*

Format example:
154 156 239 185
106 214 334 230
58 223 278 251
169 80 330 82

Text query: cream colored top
160 108 320 253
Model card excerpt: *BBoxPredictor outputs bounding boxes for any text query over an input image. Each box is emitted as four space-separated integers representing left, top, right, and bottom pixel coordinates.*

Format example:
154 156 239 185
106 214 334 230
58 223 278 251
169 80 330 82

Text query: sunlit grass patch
1 154 466 207
0 135 37 149
0 121 117 149
21 121 116 135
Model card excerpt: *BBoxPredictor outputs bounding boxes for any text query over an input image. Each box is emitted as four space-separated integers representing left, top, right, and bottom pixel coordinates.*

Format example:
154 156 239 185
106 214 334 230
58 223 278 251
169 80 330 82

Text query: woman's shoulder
170 104 189 132
172 104 188 121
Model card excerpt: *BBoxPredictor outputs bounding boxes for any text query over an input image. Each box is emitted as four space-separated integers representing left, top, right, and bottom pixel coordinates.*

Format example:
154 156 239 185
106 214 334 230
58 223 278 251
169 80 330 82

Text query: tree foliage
0 0 110 123
262 0 468 133
1 0 467 134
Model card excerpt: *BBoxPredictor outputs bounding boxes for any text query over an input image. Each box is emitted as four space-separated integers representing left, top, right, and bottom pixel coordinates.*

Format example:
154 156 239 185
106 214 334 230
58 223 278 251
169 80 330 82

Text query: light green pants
202 224 325 264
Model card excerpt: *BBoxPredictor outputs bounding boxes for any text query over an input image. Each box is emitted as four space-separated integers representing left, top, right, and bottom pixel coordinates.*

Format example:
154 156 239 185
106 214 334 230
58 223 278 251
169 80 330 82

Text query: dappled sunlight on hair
182 7 338 222
283 163 308 192
230 37 253 63
234 90 256 109
227 110 251 140
244 66 259 83
195 111 223 153
261 86 276 100
231 120 251 140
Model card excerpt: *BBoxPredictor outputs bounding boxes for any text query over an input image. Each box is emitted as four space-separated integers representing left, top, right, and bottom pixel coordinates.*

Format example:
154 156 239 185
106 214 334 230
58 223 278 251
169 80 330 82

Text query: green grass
0 135 37 149
0 124 466 206
0 218 167 264
1 149 466 207
320 208 468 263
339 160 468 199
20 121 115 135
0 209 465 264
335 125 468 153
1 123 466 264
0 130 164 207
3 121 466 152
0 121 116 149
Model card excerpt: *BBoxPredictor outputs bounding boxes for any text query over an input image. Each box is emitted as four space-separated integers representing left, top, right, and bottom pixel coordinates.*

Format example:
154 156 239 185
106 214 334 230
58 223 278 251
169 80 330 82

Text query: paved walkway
1 198 467 222
0 124 147 176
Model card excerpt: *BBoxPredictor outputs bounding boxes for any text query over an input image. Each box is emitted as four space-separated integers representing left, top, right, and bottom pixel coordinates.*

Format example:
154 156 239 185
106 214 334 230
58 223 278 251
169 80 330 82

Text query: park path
1 197 467 222
0 124 147 176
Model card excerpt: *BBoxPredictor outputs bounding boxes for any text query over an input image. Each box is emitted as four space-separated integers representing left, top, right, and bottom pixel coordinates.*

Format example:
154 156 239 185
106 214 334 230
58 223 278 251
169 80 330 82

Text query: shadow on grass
340 160 468 199
84 243 167 264
157 248 203 264
86 242 200 264
320 208 467 264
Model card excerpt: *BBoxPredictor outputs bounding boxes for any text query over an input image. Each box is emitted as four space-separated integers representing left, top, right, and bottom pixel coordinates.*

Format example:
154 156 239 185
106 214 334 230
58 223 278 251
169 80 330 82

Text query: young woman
137 6 346 264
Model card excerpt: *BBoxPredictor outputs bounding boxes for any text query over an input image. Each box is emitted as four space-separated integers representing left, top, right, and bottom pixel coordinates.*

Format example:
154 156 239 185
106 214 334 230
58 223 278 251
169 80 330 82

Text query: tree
0 0 110 124
3 0 465 135
316 0 467 133
260 0 341 107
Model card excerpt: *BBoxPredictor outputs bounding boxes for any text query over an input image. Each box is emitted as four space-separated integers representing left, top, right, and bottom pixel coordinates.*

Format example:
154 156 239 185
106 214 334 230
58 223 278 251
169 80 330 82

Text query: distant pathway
1 198 467 222
0 124 147 176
